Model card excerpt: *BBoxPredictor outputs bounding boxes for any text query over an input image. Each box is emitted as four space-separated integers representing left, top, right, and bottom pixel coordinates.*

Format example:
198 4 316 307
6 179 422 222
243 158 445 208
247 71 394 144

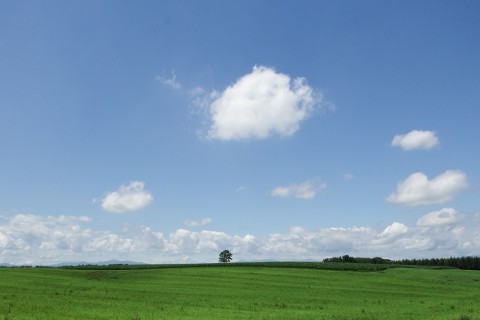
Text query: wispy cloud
271 179 326 200
189 86 205 96
156 70 181 90
101 181 153 213
386 170 467 206
184 218 212 228
391 130 439 151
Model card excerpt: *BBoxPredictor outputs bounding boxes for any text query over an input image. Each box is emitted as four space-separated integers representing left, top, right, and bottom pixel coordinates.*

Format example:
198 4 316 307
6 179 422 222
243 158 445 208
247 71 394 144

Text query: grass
1 265 480 319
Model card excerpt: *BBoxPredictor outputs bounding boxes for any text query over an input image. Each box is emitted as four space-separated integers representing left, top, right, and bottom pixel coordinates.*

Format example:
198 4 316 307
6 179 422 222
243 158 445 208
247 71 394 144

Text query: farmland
1 263 480 319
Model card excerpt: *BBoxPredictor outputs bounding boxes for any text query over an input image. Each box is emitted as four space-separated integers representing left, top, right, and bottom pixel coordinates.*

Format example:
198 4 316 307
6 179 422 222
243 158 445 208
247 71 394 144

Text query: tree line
323 255 480 270
393 256 480 270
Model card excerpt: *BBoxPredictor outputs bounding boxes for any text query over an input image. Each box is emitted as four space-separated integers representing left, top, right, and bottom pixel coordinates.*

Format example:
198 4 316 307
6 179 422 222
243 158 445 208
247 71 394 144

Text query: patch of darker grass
84 270 118 281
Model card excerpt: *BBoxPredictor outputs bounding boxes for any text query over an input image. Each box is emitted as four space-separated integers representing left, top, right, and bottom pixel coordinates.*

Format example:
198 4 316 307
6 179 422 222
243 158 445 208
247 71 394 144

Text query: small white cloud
156 71 181 90
417 208 464 227
271 179 326 200
101 181 153 213
343 173 354 181
184 218 212 228
205 66 325 140
380 222 409 237
391 130 439 151
386 170 468 206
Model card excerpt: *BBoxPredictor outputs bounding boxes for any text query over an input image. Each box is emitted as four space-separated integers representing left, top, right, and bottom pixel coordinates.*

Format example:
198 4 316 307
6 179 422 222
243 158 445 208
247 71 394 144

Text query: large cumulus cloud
205 66 324 140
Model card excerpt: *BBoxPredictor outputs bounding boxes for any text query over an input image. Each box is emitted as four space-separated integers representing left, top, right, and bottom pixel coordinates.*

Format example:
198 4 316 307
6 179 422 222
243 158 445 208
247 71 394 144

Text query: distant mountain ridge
52 259 146 267
0 263 15 267
0 260 145 267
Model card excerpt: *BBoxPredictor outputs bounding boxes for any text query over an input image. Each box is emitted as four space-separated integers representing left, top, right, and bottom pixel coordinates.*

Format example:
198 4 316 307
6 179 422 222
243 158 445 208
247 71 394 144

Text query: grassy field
1 265 480 319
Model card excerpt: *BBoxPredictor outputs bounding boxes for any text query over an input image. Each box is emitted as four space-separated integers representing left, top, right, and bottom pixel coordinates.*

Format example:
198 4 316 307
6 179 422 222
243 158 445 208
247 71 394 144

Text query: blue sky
1 1 479 265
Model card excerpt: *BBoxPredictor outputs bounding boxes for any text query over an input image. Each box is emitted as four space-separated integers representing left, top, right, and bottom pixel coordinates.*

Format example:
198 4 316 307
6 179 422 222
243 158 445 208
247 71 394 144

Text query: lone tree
218 250 232 263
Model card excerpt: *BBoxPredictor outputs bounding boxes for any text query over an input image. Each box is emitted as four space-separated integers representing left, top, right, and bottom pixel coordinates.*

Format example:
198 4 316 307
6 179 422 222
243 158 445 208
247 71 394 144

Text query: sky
1 0 479 265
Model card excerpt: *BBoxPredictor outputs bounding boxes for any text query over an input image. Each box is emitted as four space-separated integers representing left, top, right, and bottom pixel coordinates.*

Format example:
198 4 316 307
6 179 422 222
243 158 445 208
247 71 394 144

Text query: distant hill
1 260 145 267
51 259 145 267
0 263 15 267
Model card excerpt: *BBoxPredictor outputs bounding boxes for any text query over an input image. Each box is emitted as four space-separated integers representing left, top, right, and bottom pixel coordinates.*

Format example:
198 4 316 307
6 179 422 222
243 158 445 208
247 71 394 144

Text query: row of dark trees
393 256 480 270
323 255 391 264
323 255 480 270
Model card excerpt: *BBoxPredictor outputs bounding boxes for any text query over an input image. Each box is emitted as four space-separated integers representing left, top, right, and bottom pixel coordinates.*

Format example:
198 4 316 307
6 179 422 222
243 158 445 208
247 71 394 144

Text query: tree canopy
219 250 232 263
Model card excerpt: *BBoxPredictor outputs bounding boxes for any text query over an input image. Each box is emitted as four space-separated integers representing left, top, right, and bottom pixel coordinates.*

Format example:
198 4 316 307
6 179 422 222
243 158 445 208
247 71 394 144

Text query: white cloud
1 212 480 265
373 222 408 244
83 233 135 253
205 66 323 140
417 208 464 227
271 179 326 200
184 218 212 228
156 71 181 90
260 226 376 258
391 130 439 150
101 181 153 213
163 229 254 259
386 170 468 206
0 214 102 264
0 232 8 249
379 222 409 238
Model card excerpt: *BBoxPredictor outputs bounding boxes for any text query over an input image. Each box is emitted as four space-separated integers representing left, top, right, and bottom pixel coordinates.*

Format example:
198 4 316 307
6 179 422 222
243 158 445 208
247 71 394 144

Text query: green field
1 265 480 319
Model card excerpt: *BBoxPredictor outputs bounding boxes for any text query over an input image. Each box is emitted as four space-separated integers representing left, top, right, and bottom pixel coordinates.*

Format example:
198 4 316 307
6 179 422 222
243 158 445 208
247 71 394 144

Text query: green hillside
1 266 479 319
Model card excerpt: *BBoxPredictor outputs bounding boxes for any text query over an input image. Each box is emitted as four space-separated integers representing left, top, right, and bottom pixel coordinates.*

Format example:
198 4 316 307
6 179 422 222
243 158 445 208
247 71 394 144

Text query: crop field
1 264 480 320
